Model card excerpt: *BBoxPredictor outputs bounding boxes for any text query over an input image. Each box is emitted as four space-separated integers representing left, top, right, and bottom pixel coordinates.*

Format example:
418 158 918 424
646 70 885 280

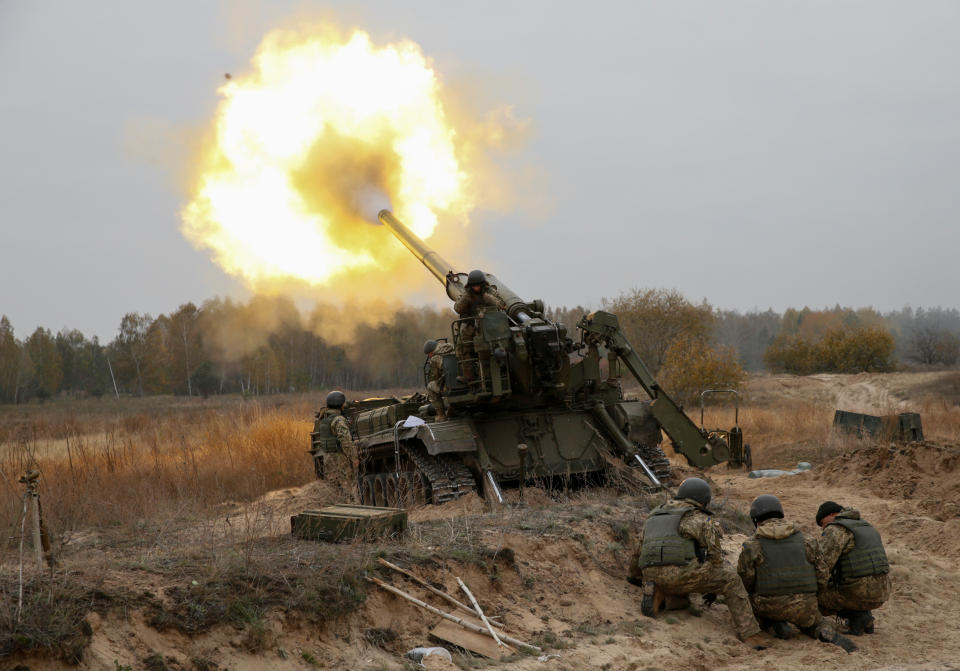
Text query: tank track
636 443 673 484
402 442 477 503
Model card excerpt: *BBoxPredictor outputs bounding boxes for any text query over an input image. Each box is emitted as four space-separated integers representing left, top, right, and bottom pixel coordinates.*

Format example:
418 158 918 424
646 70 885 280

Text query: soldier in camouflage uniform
737 495 856 652
453 270 505 382
815 501 892 635
311 391 358 503
628 478 766 647
424 339 455 421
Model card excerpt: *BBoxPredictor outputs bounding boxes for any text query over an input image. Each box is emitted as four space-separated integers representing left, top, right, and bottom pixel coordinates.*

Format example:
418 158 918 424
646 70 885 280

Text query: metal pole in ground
19 470 43 568
16 491 27 625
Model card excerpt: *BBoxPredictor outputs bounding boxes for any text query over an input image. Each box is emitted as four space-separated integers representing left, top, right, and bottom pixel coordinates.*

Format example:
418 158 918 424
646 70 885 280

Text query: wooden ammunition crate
291 504 407 543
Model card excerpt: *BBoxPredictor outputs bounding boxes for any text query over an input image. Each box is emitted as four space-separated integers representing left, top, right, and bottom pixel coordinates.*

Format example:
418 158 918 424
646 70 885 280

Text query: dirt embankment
10 450 960 671
817 440 960 523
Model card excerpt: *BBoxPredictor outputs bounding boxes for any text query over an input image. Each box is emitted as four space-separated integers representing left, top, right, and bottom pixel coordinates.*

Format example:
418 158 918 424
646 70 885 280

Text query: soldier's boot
769 621 794 640
456 370 474 384
640 581 665 618
846 611 873 636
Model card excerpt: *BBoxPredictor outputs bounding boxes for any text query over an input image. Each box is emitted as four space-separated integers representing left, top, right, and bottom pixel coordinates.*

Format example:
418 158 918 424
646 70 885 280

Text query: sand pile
818 440 960 520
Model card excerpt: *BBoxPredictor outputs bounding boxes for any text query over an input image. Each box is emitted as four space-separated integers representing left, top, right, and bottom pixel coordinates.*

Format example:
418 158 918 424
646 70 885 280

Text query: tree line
0 293 957 404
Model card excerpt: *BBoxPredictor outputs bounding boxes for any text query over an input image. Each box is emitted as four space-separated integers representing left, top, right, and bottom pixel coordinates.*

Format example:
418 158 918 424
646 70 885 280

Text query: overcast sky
2 1 958 341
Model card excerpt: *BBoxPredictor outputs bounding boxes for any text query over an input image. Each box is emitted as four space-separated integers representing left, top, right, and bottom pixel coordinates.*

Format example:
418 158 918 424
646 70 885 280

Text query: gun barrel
378 210 456 288
379 209 531 318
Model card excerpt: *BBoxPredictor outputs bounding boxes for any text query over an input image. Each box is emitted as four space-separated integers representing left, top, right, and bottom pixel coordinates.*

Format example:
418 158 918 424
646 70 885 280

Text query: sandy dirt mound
409 491 487 522
817 440 960 521
11 436 960 669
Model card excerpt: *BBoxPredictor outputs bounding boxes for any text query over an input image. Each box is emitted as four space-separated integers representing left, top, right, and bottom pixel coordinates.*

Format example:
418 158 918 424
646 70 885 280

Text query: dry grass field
0 395 317 533
1 372 959 669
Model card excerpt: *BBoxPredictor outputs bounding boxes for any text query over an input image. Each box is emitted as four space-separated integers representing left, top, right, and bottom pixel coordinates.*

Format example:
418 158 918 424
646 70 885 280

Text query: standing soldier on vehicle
628 477 767 648
424 339 455 421
453 270 505 382
815 501 892 635
310 391 358 503
737 495 856 652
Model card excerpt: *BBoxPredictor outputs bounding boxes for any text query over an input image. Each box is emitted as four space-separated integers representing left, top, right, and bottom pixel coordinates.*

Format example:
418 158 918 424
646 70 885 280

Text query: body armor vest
312 412 342 454
831 518 889 583
639 506 698 568
754 531 818 596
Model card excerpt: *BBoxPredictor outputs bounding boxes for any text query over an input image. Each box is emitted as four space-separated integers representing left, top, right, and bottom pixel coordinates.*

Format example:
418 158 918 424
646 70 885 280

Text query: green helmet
749 494 784 525
424 339 438 355
466 269 486 287
326 391 346 409
675 477 711 507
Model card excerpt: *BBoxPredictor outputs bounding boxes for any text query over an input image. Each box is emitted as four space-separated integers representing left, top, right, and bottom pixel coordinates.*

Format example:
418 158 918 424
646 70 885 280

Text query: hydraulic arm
578 311 730 468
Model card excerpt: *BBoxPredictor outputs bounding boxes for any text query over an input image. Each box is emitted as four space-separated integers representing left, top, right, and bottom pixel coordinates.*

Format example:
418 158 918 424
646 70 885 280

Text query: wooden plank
324 506 392 517
378 558 475 615
430 619 512 659
457 577 504 648
366 577 539 653
327 504 405 514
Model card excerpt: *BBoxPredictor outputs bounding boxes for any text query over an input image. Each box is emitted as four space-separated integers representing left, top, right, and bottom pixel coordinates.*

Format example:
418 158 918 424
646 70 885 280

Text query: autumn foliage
603 288 746 402
763 326 895 375
659 335 746 405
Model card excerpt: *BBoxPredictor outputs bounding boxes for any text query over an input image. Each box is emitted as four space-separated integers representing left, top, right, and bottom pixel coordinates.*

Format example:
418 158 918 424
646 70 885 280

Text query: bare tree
114 313 152 395
168 303 203 396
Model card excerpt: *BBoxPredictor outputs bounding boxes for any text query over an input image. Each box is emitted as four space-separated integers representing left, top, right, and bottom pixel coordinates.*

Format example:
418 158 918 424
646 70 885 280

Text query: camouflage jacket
318 408 357 463
630 498 724 579
816 508 882 588
453 287 506 318
426 341 455 392
737 518 821 594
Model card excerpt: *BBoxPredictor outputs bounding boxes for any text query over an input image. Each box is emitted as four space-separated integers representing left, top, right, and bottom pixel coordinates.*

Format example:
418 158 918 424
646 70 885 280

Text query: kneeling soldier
737 495 856 652
629 478 767 648
816 501 891 635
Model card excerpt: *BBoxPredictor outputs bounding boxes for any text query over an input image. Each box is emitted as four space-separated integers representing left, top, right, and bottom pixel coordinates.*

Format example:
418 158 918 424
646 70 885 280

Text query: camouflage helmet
675 477 711 507
466 269 486 287
325 391 346 409
749 494 784 525
424 339 438 355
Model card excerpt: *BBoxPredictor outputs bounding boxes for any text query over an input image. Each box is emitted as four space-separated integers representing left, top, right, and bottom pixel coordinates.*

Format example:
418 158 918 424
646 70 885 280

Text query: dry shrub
602 288 714 375
658 335 745 405
764 326 895 374
0 571 112 662
147 537 369 636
